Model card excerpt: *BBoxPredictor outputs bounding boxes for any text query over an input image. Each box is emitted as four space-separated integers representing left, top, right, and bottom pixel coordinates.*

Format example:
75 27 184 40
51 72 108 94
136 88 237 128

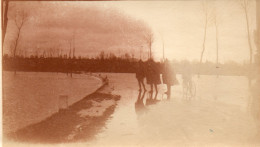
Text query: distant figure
136 60 146 91
162 59 177 95
146 59 161 93
181 62 194 98
182 62 192 88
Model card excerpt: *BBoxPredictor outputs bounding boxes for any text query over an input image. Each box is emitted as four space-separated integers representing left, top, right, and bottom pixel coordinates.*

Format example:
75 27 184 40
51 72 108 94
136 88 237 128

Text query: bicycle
182 75 196 99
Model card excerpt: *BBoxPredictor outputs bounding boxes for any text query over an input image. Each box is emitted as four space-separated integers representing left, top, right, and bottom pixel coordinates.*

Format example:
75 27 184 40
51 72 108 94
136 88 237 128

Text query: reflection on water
135 91 147 116
145 91 160 106
90 73 260 146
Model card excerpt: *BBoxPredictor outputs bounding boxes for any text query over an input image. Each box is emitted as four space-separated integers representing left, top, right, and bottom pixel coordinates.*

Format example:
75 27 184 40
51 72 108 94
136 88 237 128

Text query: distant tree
240 0 254 85
124 53 131 60
65 32 75 77
12 11 27 57
34 49 39 58
142 28 154 59
58 48 63 57
131 52 135 60
109 52 116 60
11 10 28 75
72 30 76 59
99 51 105 60
161 35 165 61
65 30 77 76
68 39 72 59
198 0 211 77
139 45 143 60
211 5 221 77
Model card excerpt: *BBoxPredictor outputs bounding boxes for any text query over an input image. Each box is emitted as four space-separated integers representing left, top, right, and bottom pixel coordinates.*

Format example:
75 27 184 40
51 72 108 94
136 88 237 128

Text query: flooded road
87 73 259 146
2 72 259 146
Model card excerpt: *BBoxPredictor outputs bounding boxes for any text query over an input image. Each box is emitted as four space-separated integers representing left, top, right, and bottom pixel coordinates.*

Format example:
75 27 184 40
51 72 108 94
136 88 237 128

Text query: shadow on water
5 85 120 144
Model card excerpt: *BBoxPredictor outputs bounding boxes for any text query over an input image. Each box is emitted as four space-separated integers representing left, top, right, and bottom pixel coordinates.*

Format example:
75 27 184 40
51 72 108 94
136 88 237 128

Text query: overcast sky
3 0 257 63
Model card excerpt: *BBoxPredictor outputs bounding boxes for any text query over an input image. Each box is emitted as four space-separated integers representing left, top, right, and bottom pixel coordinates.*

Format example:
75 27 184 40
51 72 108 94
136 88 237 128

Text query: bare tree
162 38 165 61
198 0 211 77
240 0 253 85
72 30 76 59
139 45 143 60
143 31 154 59
56 46 61 58
58 48 63 58
159 32 165 62
212 7 220 77
68 39 72 59
2 0 9 46
12 10 28 75
34 49 39 58
67 31 76 78
214 16 219 68
13 11 27 57
99 51 105 60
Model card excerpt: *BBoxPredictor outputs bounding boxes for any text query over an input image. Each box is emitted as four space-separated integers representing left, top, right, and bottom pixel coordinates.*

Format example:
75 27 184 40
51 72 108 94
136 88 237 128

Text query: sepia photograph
1 0 260 146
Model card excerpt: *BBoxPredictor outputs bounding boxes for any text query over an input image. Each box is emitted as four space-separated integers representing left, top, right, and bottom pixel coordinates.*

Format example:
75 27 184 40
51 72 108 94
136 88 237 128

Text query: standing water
87 73 257 146
3 71 102 133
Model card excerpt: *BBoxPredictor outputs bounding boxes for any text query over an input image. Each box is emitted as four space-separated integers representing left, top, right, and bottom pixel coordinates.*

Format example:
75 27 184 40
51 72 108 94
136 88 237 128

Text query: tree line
3 52 251 76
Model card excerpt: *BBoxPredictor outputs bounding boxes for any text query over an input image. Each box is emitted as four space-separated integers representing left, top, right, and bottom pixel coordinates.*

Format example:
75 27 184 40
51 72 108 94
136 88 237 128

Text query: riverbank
5 83 120 144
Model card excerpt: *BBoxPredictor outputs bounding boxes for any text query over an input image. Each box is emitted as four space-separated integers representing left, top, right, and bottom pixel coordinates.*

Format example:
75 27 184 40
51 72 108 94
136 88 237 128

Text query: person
181 62 193 98
151 60 161 93
145 59 153 92
162 59 178 95
136 60 146 91
146 59 161 93
182 62 192 90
